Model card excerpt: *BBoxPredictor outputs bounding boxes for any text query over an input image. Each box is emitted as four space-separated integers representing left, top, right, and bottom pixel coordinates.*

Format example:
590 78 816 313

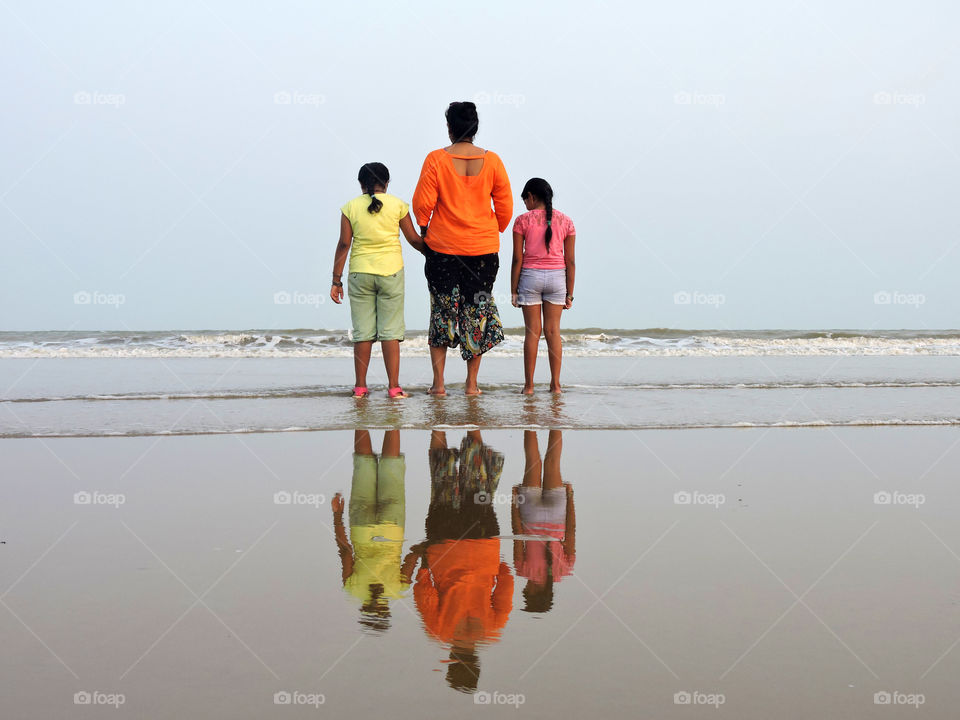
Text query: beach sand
3 426 960 718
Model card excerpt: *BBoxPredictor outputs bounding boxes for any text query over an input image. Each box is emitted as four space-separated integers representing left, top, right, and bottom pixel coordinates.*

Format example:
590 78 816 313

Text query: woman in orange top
412 102 513 396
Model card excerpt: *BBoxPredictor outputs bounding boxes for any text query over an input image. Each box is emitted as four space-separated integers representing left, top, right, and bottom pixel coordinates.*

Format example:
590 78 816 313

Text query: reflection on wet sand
405 430 512 692
332 429 413 632
331 428 575 693
513 430 576 614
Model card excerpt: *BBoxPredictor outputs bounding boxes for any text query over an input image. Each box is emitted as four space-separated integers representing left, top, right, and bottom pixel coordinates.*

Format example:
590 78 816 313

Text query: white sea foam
2 329 960 358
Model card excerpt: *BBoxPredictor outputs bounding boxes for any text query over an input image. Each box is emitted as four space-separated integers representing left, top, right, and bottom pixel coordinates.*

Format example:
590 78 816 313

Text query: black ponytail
358 162 389 214
520 177 555 250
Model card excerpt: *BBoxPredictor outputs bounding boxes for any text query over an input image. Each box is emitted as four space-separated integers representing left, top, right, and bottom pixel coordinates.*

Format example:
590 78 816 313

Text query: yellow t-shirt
343 522 408 601
340 193 408 276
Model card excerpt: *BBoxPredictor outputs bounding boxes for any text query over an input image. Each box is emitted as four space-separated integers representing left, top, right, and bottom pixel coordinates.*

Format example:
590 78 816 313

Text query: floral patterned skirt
424 247 504 360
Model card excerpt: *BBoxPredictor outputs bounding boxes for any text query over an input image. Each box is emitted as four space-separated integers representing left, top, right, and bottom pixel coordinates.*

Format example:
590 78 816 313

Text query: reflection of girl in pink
512 430 575 614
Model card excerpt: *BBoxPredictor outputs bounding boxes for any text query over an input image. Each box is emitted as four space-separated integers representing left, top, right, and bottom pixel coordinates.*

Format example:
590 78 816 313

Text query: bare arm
330 213 353 304
563 234 576 310
412 154 438 235
491 156 514 232
331 494 354 583
563 483 576 557
399 213 426 254
510 231 524 307
512 485 523 567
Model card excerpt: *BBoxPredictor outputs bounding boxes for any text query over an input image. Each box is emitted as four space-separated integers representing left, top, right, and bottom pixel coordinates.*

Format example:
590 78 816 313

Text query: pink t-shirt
513 209 575 270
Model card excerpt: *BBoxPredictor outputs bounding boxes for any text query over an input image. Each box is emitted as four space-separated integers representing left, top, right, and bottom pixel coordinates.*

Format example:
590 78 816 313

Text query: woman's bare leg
465 355 482 395
429 345 447 395
542 302 564 393
521 305 542 394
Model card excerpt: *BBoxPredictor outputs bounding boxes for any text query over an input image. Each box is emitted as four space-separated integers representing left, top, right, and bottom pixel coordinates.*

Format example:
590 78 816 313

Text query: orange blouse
413 539 514 645
412 149 513 256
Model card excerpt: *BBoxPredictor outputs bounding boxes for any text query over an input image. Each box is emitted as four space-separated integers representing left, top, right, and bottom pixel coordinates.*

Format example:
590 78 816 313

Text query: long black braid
521 177 555 250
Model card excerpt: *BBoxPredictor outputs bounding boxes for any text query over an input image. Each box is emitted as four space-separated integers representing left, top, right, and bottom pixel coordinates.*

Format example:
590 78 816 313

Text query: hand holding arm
399 213 426 254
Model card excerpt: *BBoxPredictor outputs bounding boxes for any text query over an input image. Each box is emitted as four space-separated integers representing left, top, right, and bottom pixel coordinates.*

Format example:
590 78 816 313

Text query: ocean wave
2 329 960 358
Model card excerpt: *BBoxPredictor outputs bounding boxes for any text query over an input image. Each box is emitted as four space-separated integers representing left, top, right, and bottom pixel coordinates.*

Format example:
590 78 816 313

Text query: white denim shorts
517 268 566 306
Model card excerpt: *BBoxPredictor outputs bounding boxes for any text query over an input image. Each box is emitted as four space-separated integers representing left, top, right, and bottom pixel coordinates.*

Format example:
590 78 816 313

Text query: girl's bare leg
354 341 373 388
542 302 564 393
523 430 543 488
521 305 542 394
381 428 400 457
381 340 401 389
542 430 563 489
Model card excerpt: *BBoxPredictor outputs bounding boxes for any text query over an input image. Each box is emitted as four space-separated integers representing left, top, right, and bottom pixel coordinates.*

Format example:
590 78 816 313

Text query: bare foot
464 387 483 396
549 384 563 394
520 385 535 395
427 386 447 396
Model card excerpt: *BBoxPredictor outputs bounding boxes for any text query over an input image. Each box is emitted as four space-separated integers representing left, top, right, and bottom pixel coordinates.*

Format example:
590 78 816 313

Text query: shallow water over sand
1 356 958 437
4 427 960 718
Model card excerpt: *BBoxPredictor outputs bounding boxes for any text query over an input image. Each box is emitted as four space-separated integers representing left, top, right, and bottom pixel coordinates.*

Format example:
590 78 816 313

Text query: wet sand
3 427 960 718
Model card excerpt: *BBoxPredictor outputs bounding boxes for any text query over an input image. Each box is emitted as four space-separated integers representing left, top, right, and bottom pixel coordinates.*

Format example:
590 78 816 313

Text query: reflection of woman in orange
512 430 575 614
405 430 513 693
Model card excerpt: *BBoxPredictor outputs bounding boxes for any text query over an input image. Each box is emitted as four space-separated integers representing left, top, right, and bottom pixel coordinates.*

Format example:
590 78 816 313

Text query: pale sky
1 0 957 331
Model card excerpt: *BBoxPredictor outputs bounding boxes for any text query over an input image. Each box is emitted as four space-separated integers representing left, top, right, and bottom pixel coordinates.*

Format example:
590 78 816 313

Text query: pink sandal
388 386 408 399
352 386 369 398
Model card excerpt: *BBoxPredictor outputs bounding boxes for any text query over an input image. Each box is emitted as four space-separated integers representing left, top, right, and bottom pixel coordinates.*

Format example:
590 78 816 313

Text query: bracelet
332 280 343 288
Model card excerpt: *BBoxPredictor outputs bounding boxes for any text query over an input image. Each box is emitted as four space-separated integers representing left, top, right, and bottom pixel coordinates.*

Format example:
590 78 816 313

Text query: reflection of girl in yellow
512 430 575 614
405 431 513 693
332 430 415 633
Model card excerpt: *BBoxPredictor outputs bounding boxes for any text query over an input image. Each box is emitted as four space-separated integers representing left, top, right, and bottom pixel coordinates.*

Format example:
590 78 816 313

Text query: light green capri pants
348 269 405 342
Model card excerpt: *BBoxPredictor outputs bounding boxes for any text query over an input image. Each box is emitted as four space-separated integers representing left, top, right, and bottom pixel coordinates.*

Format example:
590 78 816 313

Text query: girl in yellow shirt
331 162 425 398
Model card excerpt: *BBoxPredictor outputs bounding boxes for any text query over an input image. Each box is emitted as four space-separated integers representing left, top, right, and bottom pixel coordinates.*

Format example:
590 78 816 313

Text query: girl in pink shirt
510 178 577 394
